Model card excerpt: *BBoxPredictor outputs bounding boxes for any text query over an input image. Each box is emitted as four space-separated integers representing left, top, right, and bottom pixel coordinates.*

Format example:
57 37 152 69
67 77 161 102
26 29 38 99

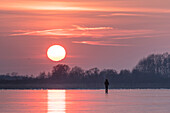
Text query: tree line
1 53 170 87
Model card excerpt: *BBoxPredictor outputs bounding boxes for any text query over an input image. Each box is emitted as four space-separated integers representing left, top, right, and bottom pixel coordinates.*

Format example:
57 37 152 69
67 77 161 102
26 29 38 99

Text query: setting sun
47 45 66 62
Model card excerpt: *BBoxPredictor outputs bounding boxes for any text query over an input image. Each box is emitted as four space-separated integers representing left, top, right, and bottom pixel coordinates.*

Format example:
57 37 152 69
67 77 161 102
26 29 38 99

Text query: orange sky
0 0 170 75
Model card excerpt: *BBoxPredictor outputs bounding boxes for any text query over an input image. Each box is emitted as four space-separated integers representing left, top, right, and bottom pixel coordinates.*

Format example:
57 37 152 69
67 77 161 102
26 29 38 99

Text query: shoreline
1 83 170 89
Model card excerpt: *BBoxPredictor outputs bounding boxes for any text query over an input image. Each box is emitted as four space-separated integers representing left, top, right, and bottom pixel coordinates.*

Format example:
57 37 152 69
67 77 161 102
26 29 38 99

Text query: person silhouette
104 79 109 94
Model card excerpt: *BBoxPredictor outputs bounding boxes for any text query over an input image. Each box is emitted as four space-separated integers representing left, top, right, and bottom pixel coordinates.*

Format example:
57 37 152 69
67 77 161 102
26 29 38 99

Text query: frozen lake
0 89 170 113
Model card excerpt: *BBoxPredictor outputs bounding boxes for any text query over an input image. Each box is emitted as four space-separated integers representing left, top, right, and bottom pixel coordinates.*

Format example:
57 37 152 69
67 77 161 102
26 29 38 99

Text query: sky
0 0 170 75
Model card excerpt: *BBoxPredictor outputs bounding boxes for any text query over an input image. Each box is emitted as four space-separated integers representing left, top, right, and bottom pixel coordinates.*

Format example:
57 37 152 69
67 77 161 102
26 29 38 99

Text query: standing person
104 79 109 94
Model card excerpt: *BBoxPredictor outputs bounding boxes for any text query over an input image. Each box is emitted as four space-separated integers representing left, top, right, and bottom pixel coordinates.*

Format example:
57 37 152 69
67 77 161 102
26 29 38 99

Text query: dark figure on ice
104 79 109 94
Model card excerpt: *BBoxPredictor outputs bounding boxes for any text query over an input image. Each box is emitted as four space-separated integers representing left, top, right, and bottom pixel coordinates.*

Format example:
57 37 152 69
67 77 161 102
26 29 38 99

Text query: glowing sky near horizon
0 0 170 75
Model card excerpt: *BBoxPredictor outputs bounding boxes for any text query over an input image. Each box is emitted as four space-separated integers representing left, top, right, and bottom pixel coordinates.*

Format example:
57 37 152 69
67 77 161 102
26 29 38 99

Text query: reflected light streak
48 90 66 113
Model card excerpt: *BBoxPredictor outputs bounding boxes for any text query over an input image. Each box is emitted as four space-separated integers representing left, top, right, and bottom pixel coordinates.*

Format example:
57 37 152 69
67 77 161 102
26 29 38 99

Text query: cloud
10 25 113 37
10 25 152 38
10 29 93 37
11 29 73 36
73 25 113 30
1 0 170 14
72 41 131 47
10 25 156 48
98 13 149 17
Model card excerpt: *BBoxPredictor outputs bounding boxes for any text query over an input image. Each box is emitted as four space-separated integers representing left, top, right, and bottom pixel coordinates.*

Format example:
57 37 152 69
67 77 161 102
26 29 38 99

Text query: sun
47 45 66 62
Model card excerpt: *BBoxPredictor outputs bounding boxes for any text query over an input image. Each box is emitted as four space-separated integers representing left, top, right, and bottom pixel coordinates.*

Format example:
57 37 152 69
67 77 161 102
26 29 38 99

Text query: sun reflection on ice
48 90 66 113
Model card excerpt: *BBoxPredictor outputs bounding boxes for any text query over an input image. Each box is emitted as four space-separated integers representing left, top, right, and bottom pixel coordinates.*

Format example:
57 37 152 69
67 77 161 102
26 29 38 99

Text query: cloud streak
73 25 113 30
98 13 149 17
10 25 113 36
1 0 170 14
10 25 153 38
72 41 131 47
11 25 152 47
11 29 74 36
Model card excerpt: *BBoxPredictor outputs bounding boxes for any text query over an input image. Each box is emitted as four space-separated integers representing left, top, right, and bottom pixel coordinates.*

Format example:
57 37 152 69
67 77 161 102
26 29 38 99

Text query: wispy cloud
73 25 113 30
11 29 74 36
10 25 113 37
98 13 148 17
1 0 170 14
11 25 152 38
72 41 131 47
10 25 156 48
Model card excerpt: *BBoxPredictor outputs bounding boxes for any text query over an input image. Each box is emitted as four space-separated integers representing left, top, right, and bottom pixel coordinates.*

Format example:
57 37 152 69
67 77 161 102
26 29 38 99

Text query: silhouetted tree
134 53 170 77
100 69 117 82
38 72 46 79
119 69 131 76
51 64 70 82
69 66 84 82
85 68 100 81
